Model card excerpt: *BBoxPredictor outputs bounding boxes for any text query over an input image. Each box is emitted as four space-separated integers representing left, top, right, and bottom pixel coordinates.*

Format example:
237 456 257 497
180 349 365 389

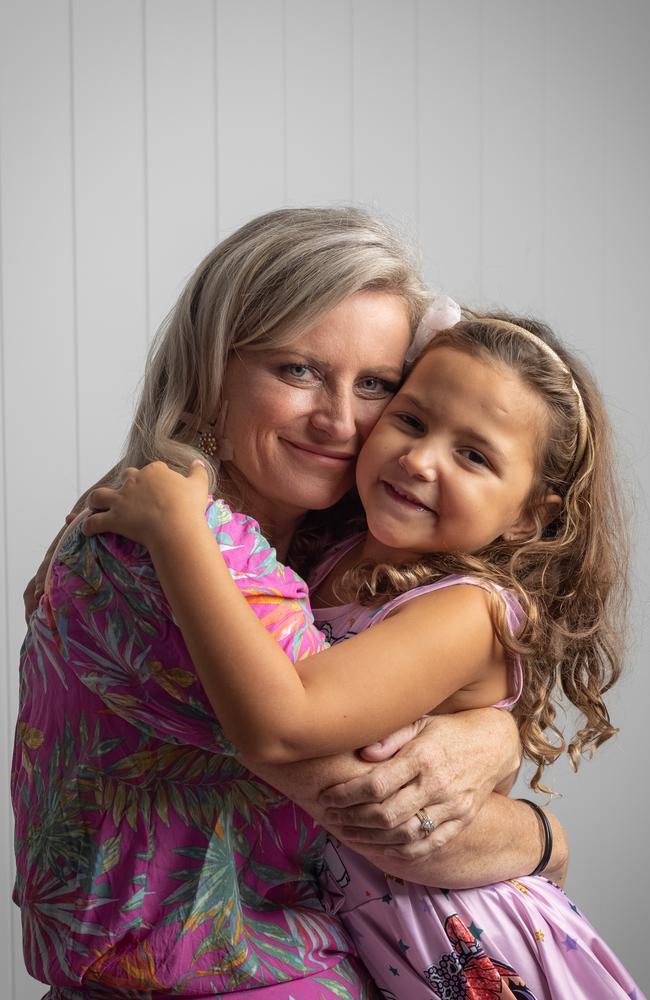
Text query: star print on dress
388 965 399 976
534 930 545 942
397 939 409 953
563 935 578 951
468 922 483 940
381 893 392 903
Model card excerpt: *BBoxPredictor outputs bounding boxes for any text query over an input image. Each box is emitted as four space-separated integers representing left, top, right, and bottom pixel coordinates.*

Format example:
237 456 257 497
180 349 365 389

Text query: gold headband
479 317 589 480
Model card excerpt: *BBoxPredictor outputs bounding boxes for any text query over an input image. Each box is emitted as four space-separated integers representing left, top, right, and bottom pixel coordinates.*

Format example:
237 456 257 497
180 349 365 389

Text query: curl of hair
119 206 429 504
335 313 628 790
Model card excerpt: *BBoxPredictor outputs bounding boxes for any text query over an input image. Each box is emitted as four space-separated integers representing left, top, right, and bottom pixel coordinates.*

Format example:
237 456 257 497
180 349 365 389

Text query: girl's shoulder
378 575 525 710
374 574 524 630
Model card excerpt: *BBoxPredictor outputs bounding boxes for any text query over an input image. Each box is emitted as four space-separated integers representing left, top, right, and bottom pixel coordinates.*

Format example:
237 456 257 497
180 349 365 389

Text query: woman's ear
503 492 562 542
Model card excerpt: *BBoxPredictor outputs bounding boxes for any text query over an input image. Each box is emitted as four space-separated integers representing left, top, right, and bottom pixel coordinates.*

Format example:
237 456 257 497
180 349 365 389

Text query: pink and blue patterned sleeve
45 498 325 753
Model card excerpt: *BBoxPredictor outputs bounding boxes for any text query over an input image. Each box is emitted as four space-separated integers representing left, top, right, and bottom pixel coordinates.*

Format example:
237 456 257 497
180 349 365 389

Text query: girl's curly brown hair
304 313 628 791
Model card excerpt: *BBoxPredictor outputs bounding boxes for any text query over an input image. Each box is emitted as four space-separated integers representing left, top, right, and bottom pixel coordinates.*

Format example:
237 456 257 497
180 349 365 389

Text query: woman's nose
398 447 437 481
309 390 357 440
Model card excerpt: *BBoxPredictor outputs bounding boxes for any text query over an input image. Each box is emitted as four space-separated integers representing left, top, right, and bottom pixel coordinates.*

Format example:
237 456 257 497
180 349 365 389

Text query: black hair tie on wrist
517 798 553 877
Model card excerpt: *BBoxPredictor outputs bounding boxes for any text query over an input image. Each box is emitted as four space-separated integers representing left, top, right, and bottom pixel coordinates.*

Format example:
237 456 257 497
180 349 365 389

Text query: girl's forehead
402 345 547 436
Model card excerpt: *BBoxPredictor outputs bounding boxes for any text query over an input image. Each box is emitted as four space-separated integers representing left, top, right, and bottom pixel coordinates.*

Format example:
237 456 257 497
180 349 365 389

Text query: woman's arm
245 732 568 890
83 463 508 763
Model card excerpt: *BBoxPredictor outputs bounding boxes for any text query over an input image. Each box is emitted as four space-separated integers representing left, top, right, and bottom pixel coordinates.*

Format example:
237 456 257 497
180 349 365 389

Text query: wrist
145 509 208 558
543 812 569 885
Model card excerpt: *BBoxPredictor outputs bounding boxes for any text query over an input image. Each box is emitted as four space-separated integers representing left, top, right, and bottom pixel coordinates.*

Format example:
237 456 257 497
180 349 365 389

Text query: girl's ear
503 492 562 542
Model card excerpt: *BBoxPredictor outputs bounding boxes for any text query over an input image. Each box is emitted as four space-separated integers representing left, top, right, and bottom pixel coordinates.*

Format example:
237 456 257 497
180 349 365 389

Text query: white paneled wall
1 2 649 996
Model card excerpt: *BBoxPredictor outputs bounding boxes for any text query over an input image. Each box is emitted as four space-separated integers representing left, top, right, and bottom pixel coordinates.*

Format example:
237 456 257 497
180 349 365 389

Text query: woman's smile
281 439 357 465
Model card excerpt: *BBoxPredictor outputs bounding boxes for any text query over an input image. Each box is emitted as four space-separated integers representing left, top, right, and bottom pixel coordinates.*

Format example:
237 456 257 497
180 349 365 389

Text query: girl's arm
83 461 509 764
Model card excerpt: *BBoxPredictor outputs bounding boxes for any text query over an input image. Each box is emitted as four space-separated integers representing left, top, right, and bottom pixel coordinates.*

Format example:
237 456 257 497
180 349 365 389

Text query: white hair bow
405 294 462 364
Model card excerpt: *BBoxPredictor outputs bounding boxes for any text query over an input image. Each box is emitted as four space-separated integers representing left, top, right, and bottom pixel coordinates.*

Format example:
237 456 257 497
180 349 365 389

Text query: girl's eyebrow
398 391 507 461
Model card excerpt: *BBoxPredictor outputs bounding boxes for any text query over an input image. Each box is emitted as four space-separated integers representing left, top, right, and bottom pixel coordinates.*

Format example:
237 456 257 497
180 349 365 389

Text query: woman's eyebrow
263 348 403 380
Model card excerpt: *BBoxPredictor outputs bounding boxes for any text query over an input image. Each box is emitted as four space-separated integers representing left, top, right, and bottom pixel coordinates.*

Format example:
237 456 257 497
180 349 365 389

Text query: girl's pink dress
12 501 376 999
311 536 644 1000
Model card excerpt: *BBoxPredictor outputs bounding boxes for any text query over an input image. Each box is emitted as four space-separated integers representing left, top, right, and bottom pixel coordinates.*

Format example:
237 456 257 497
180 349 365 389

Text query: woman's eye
356 376 397 397
282 364 317 381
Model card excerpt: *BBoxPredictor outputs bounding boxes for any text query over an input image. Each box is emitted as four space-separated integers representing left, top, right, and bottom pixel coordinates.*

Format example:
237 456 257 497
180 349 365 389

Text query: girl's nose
398 447 437 481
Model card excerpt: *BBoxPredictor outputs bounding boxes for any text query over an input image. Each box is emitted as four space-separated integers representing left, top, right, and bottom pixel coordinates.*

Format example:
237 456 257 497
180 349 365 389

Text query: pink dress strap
307 532 364 590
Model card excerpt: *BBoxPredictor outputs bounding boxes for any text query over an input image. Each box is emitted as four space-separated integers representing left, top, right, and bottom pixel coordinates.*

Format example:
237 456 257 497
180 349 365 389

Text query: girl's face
221 291 412 531
355 345 547 563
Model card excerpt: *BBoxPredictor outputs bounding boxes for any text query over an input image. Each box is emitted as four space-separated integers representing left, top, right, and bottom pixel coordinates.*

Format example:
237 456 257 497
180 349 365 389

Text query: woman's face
222 291 412 531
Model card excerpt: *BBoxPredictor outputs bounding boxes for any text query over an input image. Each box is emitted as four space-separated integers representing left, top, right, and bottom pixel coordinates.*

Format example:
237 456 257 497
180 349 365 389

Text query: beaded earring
180 402 234 462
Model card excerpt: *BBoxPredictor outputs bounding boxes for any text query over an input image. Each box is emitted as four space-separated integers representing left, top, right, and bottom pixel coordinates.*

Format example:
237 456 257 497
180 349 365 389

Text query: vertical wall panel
285 0 352 205
480 0 545 312
352 0 418 227
543 0 608 354
72 0 148 488
417 0 482 301
0 1 78 992
216 0 286 237
544 0 649 982
145 0 217 332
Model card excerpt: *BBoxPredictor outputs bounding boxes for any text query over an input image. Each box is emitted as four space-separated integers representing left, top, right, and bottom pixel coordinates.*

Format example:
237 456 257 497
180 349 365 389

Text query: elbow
227 726 309 766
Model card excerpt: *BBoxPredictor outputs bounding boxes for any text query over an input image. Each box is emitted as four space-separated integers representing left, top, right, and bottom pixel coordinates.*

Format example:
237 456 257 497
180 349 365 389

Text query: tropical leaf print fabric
12 500 374 999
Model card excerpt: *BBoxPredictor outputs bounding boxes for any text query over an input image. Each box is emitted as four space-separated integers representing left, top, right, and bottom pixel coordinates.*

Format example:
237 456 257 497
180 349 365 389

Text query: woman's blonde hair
340 313 628 789
120 207 429 494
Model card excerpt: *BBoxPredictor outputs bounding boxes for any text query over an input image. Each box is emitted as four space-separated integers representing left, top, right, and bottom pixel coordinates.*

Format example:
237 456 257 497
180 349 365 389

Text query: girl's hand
82 460 209 550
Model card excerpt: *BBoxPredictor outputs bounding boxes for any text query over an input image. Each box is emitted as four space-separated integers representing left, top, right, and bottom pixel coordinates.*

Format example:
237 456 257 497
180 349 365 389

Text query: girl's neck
359 531 422 567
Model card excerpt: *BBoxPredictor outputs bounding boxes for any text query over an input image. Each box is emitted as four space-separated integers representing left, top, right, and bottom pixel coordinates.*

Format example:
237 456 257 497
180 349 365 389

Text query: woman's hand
319 708 521 859
82 461 209 549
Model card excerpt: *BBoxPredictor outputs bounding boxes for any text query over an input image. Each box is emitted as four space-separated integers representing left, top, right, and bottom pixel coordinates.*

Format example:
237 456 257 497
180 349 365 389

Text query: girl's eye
396 412 424 432
356 376 398 398
460 448 489 468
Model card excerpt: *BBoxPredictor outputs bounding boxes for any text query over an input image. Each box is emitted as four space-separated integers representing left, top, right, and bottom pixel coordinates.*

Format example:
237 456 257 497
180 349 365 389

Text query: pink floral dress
12 501 377 1000
311 536 644 1000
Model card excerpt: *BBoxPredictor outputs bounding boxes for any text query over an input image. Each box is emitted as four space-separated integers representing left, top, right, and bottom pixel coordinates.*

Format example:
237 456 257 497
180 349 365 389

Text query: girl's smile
356 345 548 564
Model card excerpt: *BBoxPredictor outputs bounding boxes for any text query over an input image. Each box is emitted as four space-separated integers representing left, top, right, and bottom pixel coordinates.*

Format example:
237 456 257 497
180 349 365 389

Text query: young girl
83 308 642 999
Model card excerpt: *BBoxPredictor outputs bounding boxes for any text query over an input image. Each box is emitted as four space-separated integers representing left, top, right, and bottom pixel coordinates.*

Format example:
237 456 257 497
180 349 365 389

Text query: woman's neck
219 471 305 563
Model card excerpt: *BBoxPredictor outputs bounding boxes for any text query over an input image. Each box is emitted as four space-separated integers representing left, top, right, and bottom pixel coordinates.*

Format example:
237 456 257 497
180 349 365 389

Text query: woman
14 207 566 999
